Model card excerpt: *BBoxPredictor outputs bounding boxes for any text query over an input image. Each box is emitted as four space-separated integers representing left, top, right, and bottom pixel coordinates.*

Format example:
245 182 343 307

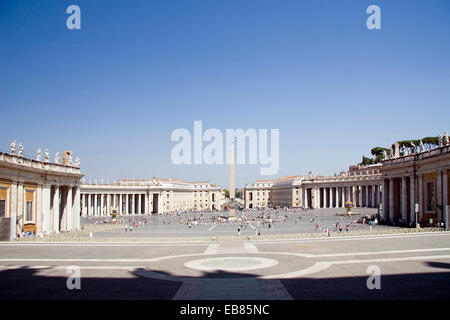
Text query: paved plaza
87 208 395 239
1 223 450 299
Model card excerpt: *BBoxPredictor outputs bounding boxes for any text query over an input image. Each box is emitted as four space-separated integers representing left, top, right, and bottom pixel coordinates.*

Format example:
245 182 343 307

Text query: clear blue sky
1 0 449 187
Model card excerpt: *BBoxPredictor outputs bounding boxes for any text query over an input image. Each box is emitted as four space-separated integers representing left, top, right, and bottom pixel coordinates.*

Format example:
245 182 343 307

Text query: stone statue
410 141 416 154
75 157 80 167
36 148 42 161
382 150 388 160
54 152 60 164
10 140 16 155
419 140 424 153
444 132 449 146
18 142 23 157
438 133 443 147
68 153 73 166
394 143 400 158
44 149 49 163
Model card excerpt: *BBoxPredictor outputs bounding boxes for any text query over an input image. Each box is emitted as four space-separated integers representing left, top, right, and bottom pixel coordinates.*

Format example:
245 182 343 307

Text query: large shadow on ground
0 262 449 300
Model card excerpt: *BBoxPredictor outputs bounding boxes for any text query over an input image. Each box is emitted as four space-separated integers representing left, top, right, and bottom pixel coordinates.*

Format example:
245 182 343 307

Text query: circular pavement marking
184 256 278 272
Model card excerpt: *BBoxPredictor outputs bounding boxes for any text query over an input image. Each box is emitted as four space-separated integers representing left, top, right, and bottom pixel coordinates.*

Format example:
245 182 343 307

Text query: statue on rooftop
444 132 449 146
75 157 80 167
17 142 23 157
10 141 16 155
419 140 424 153
44 149 50 163
36 148 42 161
410 141 416 154
54 152 60 164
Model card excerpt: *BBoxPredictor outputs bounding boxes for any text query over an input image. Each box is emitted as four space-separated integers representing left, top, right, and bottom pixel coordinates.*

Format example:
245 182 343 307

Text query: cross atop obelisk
229 140 236 219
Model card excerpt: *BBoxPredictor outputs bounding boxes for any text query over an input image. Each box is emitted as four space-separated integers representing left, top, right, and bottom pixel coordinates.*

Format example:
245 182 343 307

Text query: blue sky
1 0 449 187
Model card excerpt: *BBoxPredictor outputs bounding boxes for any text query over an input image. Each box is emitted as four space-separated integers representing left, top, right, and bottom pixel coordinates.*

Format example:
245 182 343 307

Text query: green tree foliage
422 136 439 146
361 156 374 165
370 147 389 157
361 135 439 166
224 189 230 198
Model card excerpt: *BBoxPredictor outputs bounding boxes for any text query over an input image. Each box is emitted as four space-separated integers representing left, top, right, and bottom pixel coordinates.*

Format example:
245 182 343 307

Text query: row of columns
303 184 381 209
81 193 159 216
383 170 449 226
49 185 80 233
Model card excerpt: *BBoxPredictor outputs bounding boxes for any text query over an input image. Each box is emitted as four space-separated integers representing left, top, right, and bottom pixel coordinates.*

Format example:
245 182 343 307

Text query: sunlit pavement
1 231 450 299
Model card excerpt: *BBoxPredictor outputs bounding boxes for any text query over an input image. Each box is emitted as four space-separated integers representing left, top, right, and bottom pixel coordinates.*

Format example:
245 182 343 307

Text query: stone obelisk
229 141 236 219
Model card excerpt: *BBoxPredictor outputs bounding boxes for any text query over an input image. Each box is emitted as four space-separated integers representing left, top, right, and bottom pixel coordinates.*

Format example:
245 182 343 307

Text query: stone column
443 170 448 213
59 188 67 231
317 188 321 209
383 179 389 221
107 194 111 216
98 194 102 216
66 187 73 231
418 174 423 221
132 194 135 214
73 187 80 231
375 184 380 208
401 177 408 222
125 194 129 215
42 185 52 234
334 187 338 208
145 192 149 214
304 189 308 208
87 194 91 216
344 186 348 204
158 193 163 214
81 194 85 216
437 171 443 222
410 176 416 225
52 186 60 233
358 186 363 208
327 187 330 208
352 186 356 205
389 178 395 221
94 193 97 216
138 194 142 214
365 185 369 208
17 183 24 236
338 186 344 208
119 194 123 215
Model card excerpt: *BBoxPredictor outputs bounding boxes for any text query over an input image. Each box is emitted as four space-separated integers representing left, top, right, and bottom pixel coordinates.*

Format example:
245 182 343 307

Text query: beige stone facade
381 145 450 226
80 178 224 215
0 150 83 239
244 170 382 210
244 179 274 209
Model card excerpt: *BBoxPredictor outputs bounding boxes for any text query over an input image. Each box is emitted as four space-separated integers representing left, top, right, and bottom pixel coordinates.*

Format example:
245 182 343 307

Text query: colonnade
81 192 160 216
303 184 381 209
49 185 81 232
382 170 449 226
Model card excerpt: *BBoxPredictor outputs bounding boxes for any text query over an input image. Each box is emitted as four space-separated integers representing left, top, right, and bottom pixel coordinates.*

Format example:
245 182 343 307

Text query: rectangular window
26 201 33 222
0 200 5 218
425 181 435 212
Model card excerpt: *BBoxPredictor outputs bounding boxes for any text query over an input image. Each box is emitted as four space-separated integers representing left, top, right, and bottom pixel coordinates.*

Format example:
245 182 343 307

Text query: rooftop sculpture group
8 141 80 168
384 132 449 160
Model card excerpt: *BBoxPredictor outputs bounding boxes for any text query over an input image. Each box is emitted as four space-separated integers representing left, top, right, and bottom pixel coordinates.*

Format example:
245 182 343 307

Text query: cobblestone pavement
1 231 450 299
